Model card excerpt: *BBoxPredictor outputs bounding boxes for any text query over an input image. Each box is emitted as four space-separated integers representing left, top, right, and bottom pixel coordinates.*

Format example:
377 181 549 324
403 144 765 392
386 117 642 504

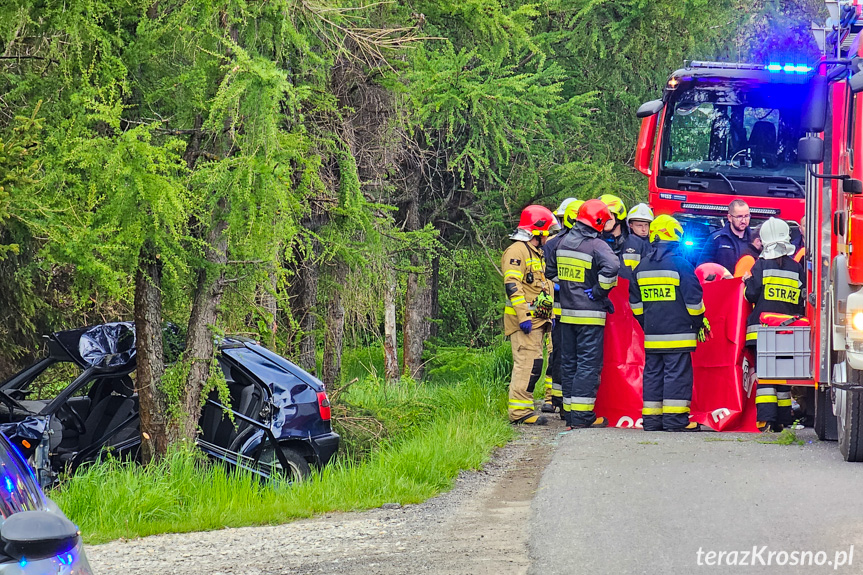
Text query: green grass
50 345 516 544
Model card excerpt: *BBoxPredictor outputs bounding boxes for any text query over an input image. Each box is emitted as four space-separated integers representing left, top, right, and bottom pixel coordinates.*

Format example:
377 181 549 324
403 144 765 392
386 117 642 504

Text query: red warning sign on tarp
594 277 759 432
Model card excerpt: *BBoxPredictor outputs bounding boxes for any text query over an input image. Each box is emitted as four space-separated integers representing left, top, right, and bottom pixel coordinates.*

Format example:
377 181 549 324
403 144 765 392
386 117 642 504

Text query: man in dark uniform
698 199 753 272
630 215 708 432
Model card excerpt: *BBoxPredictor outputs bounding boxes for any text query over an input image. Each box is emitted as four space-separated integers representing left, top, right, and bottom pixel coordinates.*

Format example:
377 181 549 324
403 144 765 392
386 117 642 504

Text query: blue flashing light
18 558 26 568
767 63 782 71
57 552 74 566
684 240 695 247
766 63 812 74
794 65 812 73
4 476 13 493
783 64 796 72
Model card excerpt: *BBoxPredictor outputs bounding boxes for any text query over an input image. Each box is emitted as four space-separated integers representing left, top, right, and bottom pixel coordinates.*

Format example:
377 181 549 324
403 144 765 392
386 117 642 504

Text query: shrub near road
52 344 515 544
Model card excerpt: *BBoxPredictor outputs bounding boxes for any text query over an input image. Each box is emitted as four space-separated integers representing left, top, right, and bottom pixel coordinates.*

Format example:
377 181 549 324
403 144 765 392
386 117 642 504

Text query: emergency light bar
683 60 812 74
681 202 781 217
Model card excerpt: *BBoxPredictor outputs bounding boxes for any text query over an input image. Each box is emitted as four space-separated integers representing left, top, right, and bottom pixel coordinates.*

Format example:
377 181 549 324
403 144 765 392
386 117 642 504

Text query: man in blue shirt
697 199 753 273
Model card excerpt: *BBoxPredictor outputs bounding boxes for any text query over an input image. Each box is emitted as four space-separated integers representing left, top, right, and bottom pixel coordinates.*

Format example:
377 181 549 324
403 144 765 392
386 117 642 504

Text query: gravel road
87 421 565 575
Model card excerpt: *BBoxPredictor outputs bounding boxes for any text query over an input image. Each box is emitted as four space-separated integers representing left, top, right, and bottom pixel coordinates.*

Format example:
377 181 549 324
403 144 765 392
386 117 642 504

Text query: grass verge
51 344 515 544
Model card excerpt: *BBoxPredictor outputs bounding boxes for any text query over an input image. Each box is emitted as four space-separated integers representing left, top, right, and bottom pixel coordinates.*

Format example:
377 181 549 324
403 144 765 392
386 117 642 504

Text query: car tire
837 365 863 462
258 445 311 482
814 385 838 441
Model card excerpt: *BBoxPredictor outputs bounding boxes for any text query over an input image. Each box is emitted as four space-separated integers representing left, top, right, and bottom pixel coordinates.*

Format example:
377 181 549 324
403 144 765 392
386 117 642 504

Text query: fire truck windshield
660 79 808 193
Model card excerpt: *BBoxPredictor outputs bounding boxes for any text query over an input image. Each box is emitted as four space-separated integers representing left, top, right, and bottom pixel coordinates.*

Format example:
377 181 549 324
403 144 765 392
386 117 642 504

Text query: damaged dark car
0 323 339 487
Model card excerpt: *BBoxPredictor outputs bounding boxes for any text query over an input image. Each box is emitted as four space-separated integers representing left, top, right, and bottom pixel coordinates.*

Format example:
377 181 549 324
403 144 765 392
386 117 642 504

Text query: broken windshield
660 79 808 184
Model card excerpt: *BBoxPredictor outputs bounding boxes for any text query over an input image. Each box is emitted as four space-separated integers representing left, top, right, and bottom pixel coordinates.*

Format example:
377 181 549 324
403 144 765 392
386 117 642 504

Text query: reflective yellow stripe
551 389 563 397
638 277 680 286
571 404 594 411
777 399 793 407
642 407 663 415
504 270 524 280
662 405 691 414
687 301 706 316
560 316 606 326
599 281 617 290
763 276 800 288
511 296 526 305
631 302 644 315
746 331 758 342
504 307 517 316
644 339 697 349
755 396 778 404
558 256 592 269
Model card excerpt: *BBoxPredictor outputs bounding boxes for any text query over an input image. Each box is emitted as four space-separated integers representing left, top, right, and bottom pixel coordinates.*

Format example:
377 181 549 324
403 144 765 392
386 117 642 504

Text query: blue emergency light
767 62 811 73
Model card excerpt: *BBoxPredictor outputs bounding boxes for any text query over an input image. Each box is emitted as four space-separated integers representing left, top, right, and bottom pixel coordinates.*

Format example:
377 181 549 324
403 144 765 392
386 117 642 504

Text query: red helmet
695 263 732 284
576 199 613 232
517 205 558 236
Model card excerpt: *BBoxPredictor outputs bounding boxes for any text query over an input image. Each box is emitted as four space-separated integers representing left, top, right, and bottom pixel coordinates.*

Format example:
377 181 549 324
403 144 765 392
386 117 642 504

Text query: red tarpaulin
594 277 759 432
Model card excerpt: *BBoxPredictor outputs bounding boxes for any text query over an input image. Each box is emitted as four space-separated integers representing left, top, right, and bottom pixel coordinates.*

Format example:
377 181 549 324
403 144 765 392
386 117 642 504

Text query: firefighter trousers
560 323 604 427
748 346 793 425
508 323 549 421
755 382 793 425
549 320 563 407
642 352 693 431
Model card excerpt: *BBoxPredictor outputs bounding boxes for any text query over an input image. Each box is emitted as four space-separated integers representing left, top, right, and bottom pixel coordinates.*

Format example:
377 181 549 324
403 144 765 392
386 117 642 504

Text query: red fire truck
633 1 863 461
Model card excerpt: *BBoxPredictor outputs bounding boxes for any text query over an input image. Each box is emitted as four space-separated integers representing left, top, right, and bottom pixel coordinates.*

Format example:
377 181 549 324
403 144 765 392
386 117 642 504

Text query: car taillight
317 391 331 421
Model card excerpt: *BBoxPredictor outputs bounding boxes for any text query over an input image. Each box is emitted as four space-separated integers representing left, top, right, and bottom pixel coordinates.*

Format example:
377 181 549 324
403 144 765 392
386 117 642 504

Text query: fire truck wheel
837 367 863 462
814 386 838 442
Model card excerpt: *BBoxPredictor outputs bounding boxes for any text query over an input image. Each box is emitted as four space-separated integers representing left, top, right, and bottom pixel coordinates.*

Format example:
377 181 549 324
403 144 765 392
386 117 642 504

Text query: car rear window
222 346 318 392
0 435 46 519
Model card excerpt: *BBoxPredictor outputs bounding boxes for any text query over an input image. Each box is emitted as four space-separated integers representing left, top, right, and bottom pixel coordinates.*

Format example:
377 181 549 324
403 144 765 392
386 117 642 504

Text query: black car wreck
0 323 339 487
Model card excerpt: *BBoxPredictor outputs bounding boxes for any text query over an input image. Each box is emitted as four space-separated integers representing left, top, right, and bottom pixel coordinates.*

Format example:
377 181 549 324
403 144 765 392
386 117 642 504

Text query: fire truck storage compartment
756 326 811 379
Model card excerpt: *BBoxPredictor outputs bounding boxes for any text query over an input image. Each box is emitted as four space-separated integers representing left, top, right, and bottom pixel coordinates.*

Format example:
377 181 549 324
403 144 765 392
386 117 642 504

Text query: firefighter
599 194 629 256
502 205 560 425
546 199 619 429
621 203 654 276
541 199 584 416
743 217 805 432
629 215 708 432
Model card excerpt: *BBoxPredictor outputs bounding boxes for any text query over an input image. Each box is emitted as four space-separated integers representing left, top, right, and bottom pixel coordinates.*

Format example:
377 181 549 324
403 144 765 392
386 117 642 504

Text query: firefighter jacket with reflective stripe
543 229 570 318
629 241 705 353
502 240 553 336
744 255 805 343
546 223 620 326
620 233 651 280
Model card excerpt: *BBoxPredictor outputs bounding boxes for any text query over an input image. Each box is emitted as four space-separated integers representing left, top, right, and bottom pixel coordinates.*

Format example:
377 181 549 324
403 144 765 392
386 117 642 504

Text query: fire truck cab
635 60 810 262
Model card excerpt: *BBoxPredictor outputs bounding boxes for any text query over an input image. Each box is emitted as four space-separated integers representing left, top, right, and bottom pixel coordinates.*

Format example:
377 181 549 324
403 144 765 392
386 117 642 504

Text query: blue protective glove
584 288 595 300
519 320 532 334
554 282 560 292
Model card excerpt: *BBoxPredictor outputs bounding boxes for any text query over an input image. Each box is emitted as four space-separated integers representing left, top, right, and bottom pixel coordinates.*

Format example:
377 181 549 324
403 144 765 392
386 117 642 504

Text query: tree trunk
260 268 278 348
430 254 440 339
322 260 346 388
297 256 320 375
383 266 399 383
134 243 169 463
402 195 431 380
175 200 229 442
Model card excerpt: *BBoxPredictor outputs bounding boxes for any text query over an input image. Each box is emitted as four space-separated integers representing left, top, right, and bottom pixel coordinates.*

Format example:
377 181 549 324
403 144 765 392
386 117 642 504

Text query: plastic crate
756 326 811 380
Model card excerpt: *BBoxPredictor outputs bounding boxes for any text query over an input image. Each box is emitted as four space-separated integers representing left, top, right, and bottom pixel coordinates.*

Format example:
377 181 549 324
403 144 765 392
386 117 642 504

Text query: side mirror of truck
797 136 825 164
801 75 829 133
851 71 863 94
844 178 863 195
636 99 664 119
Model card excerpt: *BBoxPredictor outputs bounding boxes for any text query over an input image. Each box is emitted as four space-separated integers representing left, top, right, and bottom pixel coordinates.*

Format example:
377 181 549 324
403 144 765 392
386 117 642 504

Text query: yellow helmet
649 214 684 243
598 194 627 221
562 199 586 229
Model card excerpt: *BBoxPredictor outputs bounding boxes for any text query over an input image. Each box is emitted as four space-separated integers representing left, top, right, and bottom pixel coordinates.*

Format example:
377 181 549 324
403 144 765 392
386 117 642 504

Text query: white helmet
759 217 795 260
555 197 578 217
626 203 654 224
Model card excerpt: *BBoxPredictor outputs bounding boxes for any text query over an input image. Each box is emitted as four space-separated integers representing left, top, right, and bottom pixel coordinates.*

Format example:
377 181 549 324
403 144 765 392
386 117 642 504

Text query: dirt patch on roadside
87 421 564 575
